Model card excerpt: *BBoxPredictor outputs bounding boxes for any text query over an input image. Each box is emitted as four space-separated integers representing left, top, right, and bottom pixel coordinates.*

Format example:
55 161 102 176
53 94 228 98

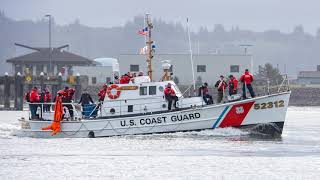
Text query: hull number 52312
254 100 285 110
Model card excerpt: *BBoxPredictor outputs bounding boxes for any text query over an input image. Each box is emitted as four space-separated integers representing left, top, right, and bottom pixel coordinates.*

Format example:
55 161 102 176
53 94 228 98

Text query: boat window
149 86 156 95
140 86 147 95
128 105 133 112
158 86 164 92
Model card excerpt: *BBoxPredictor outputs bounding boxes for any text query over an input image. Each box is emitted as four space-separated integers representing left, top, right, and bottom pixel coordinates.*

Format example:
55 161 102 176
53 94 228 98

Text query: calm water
0 107 319 179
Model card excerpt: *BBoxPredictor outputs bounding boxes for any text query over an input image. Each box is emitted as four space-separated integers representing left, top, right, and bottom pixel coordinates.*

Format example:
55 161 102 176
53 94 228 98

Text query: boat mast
145 14 154 81
187 18 196 92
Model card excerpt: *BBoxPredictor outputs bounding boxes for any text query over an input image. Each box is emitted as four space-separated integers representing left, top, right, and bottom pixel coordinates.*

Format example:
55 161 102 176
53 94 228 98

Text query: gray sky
1 0 319 34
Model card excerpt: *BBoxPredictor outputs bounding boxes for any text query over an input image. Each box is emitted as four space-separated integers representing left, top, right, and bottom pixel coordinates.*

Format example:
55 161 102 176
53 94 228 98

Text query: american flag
138 27 148 36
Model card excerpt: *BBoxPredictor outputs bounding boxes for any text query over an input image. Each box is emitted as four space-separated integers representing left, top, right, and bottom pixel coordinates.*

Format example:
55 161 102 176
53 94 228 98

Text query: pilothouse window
149 86 156 95
128 105 133 112
140 86 147 95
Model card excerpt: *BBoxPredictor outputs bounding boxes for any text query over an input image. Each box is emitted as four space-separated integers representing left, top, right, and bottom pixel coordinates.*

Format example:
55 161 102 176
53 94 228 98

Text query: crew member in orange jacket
164 83 178 110
228 75 238 96
240 69 255 99
29 87 40 119
42 90 64 136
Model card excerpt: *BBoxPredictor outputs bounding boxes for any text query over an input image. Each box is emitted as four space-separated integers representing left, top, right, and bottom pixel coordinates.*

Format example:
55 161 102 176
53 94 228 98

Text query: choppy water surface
0 107 319 179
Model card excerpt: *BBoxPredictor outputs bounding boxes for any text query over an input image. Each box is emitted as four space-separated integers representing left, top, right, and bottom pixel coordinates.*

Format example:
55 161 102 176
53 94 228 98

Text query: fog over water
0 107 319 179
2 0 320 34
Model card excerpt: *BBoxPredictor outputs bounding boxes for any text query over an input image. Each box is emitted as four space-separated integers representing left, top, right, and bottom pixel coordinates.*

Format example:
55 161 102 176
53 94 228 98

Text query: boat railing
26 102 81 120
263 74 290 95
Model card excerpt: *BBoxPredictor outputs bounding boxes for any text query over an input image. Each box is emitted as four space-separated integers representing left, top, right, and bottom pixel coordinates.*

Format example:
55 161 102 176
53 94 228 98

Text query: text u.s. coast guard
120 112 201 127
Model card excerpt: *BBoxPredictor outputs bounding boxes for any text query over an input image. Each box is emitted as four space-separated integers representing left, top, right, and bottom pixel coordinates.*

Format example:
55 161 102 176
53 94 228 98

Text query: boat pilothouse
18 14 291 138
101 76 203 117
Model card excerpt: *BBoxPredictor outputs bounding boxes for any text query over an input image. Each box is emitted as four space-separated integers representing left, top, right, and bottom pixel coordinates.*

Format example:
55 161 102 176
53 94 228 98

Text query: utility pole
145 14 154 81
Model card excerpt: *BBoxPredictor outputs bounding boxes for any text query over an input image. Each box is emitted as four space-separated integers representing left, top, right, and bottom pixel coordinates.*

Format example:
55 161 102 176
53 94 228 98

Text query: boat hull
19 92 291 138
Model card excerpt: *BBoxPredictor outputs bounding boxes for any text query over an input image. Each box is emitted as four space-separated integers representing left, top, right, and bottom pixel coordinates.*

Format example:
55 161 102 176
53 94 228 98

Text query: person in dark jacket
199 82 213 105
240 69 255 99
214 75 227 103
79 90 94 107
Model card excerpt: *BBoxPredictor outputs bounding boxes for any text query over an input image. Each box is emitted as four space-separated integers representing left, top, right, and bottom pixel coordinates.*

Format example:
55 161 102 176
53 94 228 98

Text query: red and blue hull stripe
213 101 255 128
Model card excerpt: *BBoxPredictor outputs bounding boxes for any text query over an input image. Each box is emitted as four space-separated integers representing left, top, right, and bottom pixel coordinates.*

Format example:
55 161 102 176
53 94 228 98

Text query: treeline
1 11 320 76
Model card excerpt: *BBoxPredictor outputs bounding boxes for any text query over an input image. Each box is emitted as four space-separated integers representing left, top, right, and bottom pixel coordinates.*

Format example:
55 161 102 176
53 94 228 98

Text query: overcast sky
1 0 319 34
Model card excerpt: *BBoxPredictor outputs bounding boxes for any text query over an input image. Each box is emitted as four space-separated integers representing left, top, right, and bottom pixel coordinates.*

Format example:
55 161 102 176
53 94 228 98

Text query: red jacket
228 77 238 91
164 87 175 96
202 86 209 95
240 72 254 85
45 93 52 102
215 80 227 91
29 89 40 103
98 89 107 101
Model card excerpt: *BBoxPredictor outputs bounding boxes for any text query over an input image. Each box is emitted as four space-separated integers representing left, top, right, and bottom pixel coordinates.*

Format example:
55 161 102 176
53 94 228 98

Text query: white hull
19 92 291 138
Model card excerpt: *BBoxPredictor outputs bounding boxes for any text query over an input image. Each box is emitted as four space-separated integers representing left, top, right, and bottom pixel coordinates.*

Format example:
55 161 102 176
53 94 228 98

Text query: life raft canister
107 84 121 99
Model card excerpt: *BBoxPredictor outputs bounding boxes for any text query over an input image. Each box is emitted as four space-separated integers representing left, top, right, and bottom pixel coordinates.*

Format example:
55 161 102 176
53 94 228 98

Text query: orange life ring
107 84 121 99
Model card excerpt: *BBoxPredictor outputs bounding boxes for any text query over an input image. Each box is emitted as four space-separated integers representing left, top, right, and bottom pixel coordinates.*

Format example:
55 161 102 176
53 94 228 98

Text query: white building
118 54 253 85
73 58 119 86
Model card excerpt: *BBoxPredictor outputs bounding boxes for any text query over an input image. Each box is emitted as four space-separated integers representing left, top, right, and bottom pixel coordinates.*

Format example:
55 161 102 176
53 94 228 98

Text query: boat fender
88 131 95 138
107 84 121 99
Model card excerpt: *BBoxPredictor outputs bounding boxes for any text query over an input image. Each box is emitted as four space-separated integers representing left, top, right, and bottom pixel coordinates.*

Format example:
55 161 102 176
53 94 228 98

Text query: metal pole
49 16 52 75
45 15 52 75
187 18 196 93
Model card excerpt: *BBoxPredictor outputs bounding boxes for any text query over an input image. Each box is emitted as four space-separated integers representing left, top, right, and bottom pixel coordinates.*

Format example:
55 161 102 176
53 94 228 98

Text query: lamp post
239 44 253 55
45 14 52 75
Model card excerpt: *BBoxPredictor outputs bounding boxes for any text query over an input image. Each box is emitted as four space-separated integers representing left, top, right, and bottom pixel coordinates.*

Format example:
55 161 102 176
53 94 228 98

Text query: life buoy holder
107 84 121 99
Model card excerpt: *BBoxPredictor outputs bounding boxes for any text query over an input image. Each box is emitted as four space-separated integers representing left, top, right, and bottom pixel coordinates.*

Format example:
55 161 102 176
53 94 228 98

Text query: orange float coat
42 96 63 136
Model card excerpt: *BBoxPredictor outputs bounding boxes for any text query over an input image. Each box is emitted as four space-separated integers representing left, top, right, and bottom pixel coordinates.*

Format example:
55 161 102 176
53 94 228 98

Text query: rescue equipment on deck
41 95 63 136
107 84 121 99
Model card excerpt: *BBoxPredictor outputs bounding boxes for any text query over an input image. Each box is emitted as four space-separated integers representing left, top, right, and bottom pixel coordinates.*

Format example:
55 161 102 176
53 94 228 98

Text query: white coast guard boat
19 75 290 138
17 14 291 138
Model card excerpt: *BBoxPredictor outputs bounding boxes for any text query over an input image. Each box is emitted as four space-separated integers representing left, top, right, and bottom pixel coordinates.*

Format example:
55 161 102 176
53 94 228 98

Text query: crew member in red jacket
214 75 227 103
164 83 178 110
240 69 255 99
45 90 52 112
62 86 75 119
29 87 40 119
98 84 108 102
228 75 238 96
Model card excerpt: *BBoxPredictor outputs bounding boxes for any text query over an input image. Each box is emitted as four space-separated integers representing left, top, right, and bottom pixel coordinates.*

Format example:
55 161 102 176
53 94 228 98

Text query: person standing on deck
79 89 94 107
240 69 255 99
164 83 178 110
228 75 238 96
29 87 40 119
214 75 227 103
62 86 75 119
98 84 108 103
45 90 52 112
